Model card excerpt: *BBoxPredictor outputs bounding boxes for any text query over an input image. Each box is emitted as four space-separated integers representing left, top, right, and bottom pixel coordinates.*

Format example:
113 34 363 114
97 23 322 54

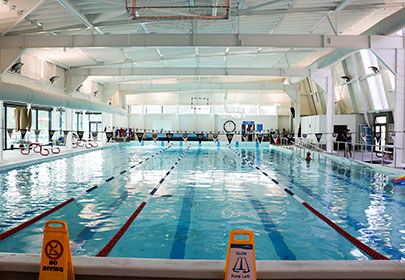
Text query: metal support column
394 49 405 166
0 100 3 161
66 109 73 149
326 71 335 153
294 91 301 137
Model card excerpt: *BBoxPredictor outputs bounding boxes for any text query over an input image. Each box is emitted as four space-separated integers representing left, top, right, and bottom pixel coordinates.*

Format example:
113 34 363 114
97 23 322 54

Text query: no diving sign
45 240 63 260
225 230 256 280
39 220 75 280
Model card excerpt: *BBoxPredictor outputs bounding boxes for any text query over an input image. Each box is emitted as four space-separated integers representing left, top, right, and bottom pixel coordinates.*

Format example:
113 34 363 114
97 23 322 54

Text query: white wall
128 113 279 132
301 114 364 143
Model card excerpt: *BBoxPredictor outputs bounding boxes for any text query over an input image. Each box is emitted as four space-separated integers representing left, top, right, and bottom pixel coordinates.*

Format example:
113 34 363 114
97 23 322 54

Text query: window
193 105 211 114
213 105 225 115
360 50 388 110
37 110 50 144
145 105 162 114
88 113 102 138
163 105 177 114
179 105 193 114
260 106 277 115
244 105 258 115
130 105 142 114
75 112 83 132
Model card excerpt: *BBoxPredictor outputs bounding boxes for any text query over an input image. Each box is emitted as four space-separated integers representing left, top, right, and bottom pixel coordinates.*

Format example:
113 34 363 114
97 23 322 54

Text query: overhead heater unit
125 0 230 20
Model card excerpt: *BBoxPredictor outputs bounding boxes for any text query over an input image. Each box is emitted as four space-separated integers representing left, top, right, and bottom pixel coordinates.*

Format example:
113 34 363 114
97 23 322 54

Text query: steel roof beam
56 0 104 34
1 34 402 49
335 0 354 12
1 0 46 37
111 83 299 91
68 67 330 78
236 0 284 15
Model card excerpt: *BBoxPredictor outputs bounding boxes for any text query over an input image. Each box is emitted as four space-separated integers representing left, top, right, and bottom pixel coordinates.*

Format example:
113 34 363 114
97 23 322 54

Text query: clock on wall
223 120 236 133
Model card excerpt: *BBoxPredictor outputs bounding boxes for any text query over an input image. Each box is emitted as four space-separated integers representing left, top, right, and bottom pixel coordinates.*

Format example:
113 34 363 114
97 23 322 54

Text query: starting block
225 230 256 280
39 220 75 280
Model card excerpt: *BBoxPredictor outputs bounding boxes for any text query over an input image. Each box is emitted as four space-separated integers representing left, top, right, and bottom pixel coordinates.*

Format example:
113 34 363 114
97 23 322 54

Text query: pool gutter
0 253 404 279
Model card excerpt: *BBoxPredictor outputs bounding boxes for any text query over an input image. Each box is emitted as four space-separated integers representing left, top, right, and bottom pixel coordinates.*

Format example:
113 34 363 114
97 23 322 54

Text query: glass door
374 116 386 152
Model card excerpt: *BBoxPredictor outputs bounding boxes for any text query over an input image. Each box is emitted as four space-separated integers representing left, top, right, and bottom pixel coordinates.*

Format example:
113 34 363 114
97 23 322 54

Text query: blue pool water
0 142 404 260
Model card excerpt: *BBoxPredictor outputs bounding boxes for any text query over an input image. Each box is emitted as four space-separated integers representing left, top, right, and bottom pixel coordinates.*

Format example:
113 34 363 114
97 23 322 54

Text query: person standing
344 129 352 158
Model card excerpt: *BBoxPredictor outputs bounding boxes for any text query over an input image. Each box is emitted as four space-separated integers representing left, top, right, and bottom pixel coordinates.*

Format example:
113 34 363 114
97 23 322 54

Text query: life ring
91 142 98 148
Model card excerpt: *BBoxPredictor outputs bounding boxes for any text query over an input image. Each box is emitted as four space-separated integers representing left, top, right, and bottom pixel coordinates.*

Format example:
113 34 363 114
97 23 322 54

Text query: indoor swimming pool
0 142 404 261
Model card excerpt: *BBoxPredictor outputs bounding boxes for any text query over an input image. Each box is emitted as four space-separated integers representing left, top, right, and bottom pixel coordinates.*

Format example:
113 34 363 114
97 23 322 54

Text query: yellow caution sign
39 220 75 280
225 230 256 280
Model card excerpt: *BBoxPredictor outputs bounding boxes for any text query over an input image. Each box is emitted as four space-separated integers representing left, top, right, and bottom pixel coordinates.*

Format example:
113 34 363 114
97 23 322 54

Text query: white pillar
294 91 301 137
65 109 73 149
394 49 405 166
0 100 3 162
326 71 335 153
288 99 292 132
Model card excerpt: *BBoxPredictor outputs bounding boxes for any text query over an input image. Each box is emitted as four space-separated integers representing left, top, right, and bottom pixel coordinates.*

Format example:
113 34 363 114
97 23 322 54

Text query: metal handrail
291 137 404 169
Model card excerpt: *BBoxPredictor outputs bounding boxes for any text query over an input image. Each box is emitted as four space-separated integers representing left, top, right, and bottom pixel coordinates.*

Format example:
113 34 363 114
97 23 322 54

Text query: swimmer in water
305 151 312 161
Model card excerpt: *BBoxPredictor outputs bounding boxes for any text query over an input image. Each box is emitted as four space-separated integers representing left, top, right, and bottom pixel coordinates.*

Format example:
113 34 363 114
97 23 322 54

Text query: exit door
374 116 386 152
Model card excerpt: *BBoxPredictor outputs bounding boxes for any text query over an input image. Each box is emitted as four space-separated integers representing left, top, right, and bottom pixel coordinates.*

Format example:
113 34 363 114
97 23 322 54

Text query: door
374 116 386 152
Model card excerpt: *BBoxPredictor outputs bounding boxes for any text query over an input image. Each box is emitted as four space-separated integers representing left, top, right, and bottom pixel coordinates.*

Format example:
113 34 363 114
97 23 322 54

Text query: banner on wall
256 133 263 143
49 130 56 140
226 133 234 144
166 132 173 143
212 133 218 143
20 129 27 139
7 128 13 138
197 133 203 144
34 129 41 142
152 133 158 142
77 131 84 140
182 133 188 142
332 133 338 142
136 132 144 143
92 132 98 141
106 132 113 142
315 133 323 143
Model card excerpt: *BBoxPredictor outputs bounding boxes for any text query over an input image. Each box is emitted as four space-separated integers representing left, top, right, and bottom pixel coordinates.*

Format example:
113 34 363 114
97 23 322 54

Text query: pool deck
0 142 115 172
0 253 404 279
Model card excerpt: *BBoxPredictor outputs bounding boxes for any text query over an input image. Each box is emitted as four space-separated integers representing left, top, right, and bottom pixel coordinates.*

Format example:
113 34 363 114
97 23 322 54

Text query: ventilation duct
0 82 125 115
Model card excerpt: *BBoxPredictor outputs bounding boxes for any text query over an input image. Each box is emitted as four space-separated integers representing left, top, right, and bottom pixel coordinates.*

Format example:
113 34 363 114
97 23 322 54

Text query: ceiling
1 0 404 95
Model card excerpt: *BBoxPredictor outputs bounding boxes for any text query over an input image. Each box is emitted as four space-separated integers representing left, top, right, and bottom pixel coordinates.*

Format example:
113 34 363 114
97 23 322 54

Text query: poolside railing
291 137 405 169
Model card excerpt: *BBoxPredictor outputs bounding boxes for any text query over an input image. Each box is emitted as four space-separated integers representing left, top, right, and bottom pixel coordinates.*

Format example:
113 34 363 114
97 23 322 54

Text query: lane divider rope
0 144 173 242
227 144 389 260
96 144 191 257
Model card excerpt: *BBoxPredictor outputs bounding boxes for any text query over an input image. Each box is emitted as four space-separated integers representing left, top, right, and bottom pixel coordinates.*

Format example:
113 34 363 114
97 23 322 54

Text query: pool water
0 142 404 260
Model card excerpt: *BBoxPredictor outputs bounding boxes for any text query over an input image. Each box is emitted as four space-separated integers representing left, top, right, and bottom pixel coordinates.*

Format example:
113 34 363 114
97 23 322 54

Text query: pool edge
0 253 404 279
